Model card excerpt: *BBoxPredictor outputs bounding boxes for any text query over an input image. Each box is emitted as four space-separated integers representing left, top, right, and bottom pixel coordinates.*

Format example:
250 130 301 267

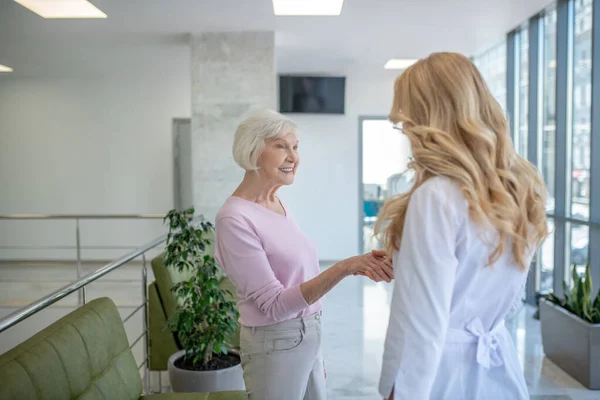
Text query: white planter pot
167 350 245 393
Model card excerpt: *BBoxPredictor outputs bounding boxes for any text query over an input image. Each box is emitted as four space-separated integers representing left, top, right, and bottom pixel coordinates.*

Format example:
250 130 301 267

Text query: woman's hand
371 249 387 258
354 249 394 282
300 251 392 306
342 252 393 282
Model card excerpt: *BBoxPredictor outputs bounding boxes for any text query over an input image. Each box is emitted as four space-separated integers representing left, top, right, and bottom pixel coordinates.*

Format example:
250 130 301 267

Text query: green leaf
572 265 579 292
161 209 237 365
563 292 570 308
575 278 586 317
585 264 593 297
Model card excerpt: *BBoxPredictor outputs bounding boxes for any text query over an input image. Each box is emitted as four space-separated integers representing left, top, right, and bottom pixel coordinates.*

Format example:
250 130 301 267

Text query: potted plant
163 208 244 392
540 263 600 390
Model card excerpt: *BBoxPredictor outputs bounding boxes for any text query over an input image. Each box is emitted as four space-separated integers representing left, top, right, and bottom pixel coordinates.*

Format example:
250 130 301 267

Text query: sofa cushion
151 253 193 321
148 282 180 370
0 297 141 400
142 392 247 400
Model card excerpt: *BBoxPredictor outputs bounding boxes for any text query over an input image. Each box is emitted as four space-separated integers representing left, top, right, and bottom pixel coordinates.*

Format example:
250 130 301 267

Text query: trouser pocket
266 328 305 353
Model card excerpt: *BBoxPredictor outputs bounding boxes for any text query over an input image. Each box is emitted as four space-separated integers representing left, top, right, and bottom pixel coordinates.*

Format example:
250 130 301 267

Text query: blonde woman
376 53 548 400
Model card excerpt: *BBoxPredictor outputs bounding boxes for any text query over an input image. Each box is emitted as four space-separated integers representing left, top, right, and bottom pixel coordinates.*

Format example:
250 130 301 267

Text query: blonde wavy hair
374 52 548 270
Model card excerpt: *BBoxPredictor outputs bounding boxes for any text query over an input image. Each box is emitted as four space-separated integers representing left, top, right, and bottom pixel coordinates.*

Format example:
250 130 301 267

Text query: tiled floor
320 265 599 400
1 261 599 399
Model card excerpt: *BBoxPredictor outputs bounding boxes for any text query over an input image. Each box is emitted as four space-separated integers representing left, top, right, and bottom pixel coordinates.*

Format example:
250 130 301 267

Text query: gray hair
232 109 298 171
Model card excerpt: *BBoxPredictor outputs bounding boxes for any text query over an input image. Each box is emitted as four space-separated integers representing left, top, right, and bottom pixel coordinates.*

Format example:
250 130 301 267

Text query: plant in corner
540 263 600 389
547 263 600 324
163 208 240 373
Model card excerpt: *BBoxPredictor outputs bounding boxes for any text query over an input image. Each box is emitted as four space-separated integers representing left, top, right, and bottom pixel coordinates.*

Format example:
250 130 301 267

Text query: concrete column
190 32 276 221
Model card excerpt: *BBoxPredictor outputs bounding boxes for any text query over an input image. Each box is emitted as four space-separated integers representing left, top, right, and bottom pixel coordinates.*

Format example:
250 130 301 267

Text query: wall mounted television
279 75 346 114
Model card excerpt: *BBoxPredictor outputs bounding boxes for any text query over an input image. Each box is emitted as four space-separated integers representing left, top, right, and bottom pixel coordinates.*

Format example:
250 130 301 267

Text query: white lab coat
379 176 531 400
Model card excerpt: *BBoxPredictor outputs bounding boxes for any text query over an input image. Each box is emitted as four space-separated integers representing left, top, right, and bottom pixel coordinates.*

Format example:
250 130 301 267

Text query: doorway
359 117 412 254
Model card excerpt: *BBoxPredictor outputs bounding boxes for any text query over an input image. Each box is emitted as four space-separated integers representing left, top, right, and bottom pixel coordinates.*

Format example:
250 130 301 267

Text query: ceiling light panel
14 0 107 19
273 0 344 16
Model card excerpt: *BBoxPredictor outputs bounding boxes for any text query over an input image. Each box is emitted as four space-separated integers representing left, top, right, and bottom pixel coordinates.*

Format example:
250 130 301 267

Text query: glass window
361 119 412 253
585 83 591 106
539 218 555 293
473 40 507 113
575 86 582 108
542 6 558 213
571 0 592 221
569 224 589 281
517 26 529 158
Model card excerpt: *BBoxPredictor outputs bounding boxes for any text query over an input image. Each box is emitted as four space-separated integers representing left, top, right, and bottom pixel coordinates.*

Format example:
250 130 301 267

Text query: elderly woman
214 109 393 400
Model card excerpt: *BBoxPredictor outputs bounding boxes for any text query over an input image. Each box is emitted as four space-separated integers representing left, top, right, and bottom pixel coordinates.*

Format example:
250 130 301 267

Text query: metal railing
0 214 168 393
0 232 168 393
0 214 165 304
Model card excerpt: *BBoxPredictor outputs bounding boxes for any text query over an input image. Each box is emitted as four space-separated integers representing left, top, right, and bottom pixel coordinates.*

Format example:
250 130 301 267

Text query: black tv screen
279 76 346 114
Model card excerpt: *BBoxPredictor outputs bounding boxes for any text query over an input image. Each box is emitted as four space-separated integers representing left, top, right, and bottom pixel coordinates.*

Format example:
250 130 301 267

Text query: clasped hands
344 249 394 283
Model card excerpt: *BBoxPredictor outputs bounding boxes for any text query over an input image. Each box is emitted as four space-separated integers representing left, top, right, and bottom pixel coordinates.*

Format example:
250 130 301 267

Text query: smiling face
256 132 299 185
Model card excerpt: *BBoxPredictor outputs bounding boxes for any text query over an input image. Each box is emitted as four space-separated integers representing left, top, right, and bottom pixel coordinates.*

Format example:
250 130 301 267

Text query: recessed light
0 65 13 73
273 0 344 16
384 59 419 70
13 0 107 19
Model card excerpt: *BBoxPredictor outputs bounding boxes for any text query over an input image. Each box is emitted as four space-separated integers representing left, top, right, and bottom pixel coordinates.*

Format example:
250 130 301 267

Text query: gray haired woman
214 109 393 400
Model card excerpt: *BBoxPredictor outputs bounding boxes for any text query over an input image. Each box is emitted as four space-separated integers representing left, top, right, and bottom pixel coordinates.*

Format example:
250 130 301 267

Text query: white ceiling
0 0 554 78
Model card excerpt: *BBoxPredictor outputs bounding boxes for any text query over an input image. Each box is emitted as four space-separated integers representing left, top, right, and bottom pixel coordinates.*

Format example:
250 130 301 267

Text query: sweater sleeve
215 216 310 322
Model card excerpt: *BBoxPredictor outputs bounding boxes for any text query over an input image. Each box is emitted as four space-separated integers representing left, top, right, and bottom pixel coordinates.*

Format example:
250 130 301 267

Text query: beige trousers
239 312 326 400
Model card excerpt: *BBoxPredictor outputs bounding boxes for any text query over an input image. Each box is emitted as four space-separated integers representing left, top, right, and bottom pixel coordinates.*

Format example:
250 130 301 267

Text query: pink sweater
214 196 323 327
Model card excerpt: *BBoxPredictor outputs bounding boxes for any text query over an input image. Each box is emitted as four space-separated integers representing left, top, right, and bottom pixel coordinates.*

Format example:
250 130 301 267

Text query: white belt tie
446 318 505 369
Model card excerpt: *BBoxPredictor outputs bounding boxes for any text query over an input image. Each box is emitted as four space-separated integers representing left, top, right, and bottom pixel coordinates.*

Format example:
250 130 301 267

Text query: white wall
280 68 398 261
0 57 397 262
0 65 190 260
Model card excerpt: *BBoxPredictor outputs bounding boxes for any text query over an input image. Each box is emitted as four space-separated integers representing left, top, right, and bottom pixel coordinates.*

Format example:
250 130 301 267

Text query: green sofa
148 236 241 372
0 297 246 400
